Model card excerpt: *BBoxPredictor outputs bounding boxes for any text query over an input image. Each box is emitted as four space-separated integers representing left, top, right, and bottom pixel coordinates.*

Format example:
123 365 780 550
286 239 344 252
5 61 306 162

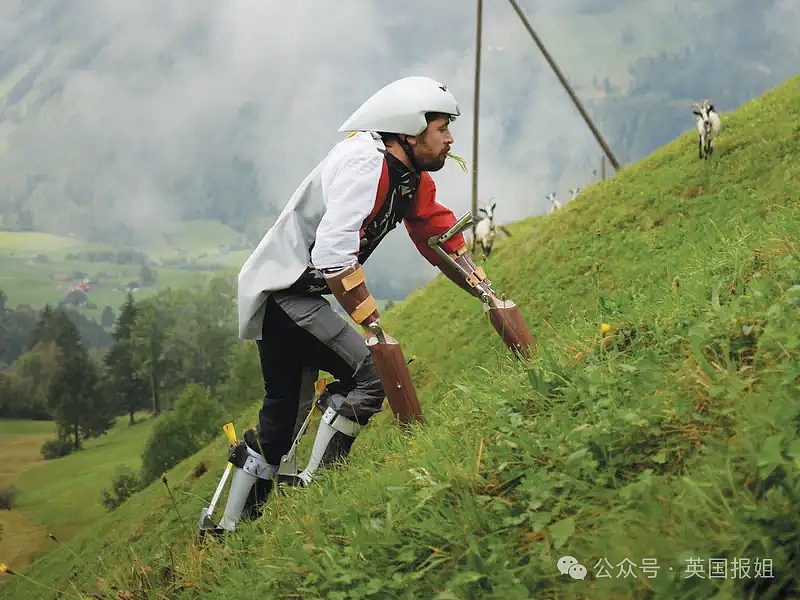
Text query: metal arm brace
427 212 499 307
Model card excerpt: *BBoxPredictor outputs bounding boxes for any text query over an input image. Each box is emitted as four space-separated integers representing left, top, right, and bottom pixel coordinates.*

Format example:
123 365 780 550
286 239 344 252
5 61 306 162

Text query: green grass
0 232 115 254
0 219 243 260
1 74 799 599
194 248 253 268
149 219 246 256
12 415 158 542
0 418 54 439
0 420 57 573
0 414 157 572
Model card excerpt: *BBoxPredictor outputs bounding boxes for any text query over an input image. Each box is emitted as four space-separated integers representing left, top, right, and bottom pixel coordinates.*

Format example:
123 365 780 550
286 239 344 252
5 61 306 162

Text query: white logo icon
569 564 587 579
558 556 587 579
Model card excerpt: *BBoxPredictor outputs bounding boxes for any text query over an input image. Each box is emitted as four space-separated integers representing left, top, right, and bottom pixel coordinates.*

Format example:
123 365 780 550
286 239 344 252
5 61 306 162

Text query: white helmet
338 76 460 137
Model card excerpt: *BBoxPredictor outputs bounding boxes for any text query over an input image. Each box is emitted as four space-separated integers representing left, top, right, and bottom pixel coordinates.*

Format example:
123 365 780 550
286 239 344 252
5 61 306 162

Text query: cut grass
0 415 156 572
12 415 158 542
0 511 49 575
0 419 54 439
0 420 57 572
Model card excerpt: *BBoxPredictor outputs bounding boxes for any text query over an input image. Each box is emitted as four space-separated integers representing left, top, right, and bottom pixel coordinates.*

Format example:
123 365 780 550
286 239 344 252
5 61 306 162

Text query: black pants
255 291 385 465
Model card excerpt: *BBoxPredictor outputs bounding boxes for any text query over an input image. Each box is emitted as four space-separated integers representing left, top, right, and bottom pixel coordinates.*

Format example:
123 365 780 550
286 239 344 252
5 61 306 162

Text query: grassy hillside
0 420 55 572
1 75 798 599
0 416 156 573
146 220 249 261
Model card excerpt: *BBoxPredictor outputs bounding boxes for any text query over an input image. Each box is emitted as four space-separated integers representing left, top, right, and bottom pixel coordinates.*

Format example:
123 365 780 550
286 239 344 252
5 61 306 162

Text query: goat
471 199 512 258
692 99 722 160
546 192 562 213
569 187 581 201
473 201 497 257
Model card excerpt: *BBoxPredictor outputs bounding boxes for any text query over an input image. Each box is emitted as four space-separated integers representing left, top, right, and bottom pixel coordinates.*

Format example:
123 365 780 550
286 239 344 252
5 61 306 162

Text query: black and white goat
471 199 512 258
546 192 562 213
569 187 581 201
692 99 722 160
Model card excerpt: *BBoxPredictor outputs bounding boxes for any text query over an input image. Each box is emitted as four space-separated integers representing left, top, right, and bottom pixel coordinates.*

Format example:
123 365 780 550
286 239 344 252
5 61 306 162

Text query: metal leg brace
197 375 331 538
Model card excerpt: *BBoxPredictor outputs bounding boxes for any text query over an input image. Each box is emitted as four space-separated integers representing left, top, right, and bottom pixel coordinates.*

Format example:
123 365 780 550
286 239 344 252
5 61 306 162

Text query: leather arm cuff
437 245 494 299
323 263 380 325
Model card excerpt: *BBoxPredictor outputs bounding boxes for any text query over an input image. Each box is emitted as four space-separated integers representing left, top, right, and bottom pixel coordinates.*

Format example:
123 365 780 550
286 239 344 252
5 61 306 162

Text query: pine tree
28 306 80 355
27 304 55 351
100 305 115 329
0 288 7 354
48 352 92 449
104 294 148 425
44 308 115 449
131 300 172 415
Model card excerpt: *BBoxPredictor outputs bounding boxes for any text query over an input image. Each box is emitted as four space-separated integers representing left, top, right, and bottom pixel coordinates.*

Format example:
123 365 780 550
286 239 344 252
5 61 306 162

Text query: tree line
0 275 259 460
0 292 112 370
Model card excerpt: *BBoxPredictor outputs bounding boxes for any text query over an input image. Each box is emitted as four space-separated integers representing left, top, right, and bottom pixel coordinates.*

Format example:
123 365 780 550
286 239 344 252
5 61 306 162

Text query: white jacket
237 131 465 340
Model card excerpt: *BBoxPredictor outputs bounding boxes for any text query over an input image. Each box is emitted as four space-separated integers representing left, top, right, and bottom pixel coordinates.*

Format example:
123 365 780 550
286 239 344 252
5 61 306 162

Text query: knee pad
217 437 279 531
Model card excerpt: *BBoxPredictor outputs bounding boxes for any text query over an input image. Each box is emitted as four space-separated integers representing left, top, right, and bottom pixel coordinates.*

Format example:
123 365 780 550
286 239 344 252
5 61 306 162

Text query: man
219 76 503 531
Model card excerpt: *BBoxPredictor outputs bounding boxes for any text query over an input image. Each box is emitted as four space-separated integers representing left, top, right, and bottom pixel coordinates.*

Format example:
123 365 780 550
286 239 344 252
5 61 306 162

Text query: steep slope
1 75 798 600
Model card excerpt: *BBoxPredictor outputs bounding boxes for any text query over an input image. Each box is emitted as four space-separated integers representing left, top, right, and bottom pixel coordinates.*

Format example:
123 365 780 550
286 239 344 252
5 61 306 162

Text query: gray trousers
255 291 385 465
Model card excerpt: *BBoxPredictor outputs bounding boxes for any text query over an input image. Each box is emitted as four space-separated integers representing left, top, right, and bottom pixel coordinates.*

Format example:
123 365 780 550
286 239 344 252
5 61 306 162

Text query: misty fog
1 0 797 297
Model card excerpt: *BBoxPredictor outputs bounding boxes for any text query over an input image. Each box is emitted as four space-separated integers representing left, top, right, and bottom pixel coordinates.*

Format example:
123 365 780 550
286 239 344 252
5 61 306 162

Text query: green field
13 415 158 541
0 219 246 322
0 217 396 325
0 232 115 255
0 419 54 438
0 75 798 599
0 420 56 574
0 256 215 320
0 415 157 573
146 220 248 259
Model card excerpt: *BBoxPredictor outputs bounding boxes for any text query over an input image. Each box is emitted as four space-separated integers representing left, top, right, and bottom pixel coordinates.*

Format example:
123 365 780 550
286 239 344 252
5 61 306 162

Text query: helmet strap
379 132 422 173
398 135 421 173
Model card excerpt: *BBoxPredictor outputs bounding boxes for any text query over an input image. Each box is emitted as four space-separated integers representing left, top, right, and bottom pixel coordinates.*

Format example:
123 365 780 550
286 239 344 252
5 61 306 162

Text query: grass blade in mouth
446 152 468 172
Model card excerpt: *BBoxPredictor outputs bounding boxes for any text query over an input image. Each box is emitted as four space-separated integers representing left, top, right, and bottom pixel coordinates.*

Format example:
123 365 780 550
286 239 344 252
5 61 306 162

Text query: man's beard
414 152 447 172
